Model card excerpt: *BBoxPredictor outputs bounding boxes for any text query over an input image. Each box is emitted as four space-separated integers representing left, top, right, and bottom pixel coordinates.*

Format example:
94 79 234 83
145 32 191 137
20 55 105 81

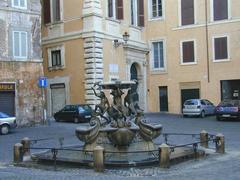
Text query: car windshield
184 100 198 105
78 107 85 112
0 112 10 118
219 100 240 107
82 105 91 111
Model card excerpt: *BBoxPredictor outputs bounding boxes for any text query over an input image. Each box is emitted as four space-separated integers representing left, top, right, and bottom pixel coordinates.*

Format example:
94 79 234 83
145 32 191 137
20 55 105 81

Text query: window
152 41 165 70
213 0 228 21
108 0 123 20
51 50 61 67
181 40 196 64
181 0 194 25
150 0 163 19
13 31 27 59
12 0 27 9
213 36 228 61
131 0 144 27
43 0 61 24
48 46 65 70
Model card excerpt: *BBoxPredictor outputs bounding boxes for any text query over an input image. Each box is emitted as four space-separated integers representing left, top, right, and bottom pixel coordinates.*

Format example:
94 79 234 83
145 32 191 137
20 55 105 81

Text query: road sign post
38 77 47 125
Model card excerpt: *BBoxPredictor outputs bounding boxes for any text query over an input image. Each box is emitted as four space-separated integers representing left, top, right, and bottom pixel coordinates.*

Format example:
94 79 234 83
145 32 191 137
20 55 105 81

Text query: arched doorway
130 63 138 80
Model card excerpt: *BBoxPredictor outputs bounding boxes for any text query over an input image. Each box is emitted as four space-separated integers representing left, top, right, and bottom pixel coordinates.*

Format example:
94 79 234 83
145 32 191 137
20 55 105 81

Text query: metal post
200 130 208 148
159 144 170 168
14 143 23 163
41 87 45 124
93 146 104 172
21 137 30 156
193 143 198 159
216 133 225 154
51 148 58 171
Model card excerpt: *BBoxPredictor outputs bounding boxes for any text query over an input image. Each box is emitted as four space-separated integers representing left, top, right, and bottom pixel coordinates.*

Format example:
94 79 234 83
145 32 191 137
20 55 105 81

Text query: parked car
54 104 93 123
0 112 17 135
182 99 215 118
215 99 240 121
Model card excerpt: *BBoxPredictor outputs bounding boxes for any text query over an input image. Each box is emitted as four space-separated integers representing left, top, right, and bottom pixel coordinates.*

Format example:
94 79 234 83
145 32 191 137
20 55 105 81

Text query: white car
0 112 17 135
182 99 215 118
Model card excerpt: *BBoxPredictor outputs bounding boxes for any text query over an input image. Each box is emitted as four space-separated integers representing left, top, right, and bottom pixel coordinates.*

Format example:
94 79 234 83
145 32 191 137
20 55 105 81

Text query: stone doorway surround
46 76 70 117
124 45 149 111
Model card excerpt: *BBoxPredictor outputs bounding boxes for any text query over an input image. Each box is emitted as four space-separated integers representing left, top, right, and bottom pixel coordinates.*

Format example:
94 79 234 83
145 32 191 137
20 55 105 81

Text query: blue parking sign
39 77 47 88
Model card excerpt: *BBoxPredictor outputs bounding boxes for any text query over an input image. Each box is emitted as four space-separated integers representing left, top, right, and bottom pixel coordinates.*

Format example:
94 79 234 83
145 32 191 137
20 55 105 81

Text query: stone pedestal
14 143 23 163
159 144 170 168
216 133 225 154
21 137 30 156
200 130 208 148
93 146 104 172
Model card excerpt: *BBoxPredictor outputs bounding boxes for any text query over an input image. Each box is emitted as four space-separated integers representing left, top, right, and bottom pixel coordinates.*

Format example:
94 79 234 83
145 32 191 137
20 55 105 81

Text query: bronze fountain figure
76 80 162 152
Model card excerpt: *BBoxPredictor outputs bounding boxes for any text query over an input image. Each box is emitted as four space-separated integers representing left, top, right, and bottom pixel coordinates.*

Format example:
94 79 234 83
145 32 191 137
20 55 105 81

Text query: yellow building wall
146 0 240 113
43 38 85 104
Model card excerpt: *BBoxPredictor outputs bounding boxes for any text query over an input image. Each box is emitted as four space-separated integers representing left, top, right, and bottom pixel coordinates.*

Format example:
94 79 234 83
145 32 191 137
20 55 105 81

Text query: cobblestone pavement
1 114 240 179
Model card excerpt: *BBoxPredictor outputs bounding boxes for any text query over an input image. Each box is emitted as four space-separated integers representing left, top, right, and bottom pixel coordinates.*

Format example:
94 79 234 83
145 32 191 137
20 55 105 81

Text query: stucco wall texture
0 0 43 126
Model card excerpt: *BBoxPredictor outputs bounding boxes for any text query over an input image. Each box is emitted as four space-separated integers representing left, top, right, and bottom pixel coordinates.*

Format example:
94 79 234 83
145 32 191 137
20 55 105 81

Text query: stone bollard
216 133 225 154
21 137 31 156
200 130 208 148
93 146 104 172
14 143 23 163
159 144 170 168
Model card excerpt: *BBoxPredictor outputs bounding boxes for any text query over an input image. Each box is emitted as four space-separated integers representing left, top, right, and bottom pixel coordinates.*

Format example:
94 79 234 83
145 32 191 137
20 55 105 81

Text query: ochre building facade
42 0 240 116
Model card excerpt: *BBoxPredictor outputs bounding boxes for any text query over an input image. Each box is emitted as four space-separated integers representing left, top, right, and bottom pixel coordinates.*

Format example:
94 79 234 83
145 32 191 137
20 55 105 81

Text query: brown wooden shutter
116 0 124 20
108 0 113 17
183 41 194 63
215 37 228 60
214 0 228 21
43 0 51 24
138 0 144 27
181 0 194 25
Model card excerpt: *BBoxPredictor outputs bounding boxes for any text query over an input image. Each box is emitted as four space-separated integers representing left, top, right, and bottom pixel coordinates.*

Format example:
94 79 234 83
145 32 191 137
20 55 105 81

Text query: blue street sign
38 77 47 88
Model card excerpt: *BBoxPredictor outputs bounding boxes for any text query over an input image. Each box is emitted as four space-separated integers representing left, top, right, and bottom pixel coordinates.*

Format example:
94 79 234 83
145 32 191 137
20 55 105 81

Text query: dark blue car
215 99 240 121
54 104 93 123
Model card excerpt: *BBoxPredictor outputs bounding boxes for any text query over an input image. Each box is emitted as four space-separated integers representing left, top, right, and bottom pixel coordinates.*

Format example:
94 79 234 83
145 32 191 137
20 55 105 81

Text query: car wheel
216 116 221 121
74 118 79 123
0 125 10 135
54 117 60 122
200 111 205 118
183 114 187 118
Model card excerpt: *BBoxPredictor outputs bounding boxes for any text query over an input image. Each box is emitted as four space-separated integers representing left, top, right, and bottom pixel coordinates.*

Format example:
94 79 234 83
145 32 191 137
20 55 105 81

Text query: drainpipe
205 0 210 83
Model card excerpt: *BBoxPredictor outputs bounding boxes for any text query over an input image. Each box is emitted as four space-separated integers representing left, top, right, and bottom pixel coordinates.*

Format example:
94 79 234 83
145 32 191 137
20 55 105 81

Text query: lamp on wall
113 32 130 48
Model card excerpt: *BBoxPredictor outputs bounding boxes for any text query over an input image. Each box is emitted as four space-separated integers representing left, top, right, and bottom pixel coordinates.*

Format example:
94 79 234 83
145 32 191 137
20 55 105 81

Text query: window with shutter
48 46 65 70
214 37 228 60
152 41 165 70
43 0 61 24
181 41 195 63
108 0 124 20
108 0 113 18
13 31 28 59
213 0 228 21
43 0 51 24
181 0 194 26
131 0 144 27
12 0 27 9
51 50 62 67
138 0 144 26
116 0 124 20
151 0 163 18
53 0 61 22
